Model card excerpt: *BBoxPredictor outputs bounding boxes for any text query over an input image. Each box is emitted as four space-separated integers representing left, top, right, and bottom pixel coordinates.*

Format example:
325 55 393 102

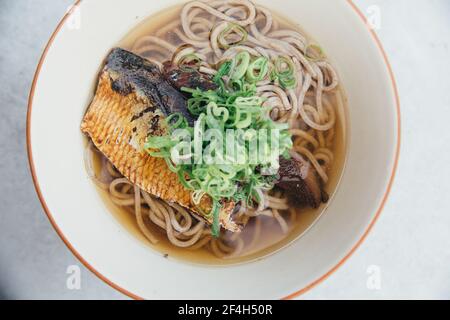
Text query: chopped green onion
178 53 202 72
211 200 221 237
191 189 206 205
213 60 232 83
230 51 251 81
165 113 188 129
279 75 297 89
218 23 248 49
246 57 269 83
305 44 325 62
271 56 297 89
274 56 294 77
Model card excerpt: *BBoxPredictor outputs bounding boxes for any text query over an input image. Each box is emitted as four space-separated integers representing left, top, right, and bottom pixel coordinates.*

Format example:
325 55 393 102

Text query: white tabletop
0 0 449 299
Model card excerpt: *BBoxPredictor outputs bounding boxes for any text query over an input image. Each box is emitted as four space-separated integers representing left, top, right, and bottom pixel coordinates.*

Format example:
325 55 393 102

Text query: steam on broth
82 0 347 265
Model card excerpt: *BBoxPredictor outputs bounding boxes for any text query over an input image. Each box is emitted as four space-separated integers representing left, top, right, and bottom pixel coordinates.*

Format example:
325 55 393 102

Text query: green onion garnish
213 60 232 83
178 53 202 71
246 57 269 83
218 23 248 49
271 56 297 89
230 51 251 81
305 44 325 62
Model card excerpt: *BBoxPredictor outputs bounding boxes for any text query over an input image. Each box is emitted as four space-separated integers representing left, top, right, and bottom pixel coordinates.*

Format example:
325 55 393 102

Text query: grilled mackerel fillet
81 48 239 232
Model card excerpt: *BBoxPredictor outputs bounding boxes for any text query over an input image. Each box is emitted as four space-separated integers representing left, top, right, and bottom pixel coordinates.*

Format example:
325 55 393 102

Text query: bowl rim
26 0 401 300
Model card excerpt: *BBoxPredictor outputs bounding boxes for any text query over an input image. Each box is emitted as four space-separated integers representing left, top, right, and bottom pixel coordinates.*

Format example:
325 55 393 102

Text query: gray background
0 0 449 299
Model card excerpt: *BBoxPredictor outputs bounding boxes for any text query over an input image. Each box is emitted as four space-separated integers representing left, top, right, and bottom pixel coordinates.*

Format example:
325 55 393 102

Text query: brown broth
91 4 349 266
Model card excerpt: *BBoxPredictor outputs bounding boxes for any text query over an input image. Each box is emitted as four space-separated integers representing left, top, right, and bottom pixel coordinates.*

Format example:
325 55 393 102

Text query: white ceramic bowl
27 0 400 299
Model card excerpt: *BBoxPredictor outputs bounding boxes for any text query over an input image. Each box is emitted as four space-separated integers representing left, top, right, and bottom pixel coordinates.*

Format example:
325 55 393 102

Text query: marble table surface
0 0 449 299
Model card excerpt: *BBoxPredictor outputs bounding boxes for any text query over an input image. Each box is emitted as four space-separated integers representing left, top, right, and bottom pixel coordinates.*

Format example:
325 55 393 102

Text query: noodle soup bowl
28 0 400 299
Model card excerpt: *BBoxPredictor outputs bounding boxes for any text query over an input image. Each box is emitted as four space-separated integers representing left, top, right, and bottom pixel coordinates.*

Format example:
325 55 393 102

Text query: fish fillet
81 48 239 232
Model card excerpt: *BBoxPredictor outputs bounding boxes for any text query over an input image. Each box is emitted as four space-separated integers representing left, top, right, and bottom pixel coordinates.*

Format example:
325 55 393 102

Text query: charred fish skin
162 61 218 93
106 48 195 125
276 156 326 209
81 48 240 232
